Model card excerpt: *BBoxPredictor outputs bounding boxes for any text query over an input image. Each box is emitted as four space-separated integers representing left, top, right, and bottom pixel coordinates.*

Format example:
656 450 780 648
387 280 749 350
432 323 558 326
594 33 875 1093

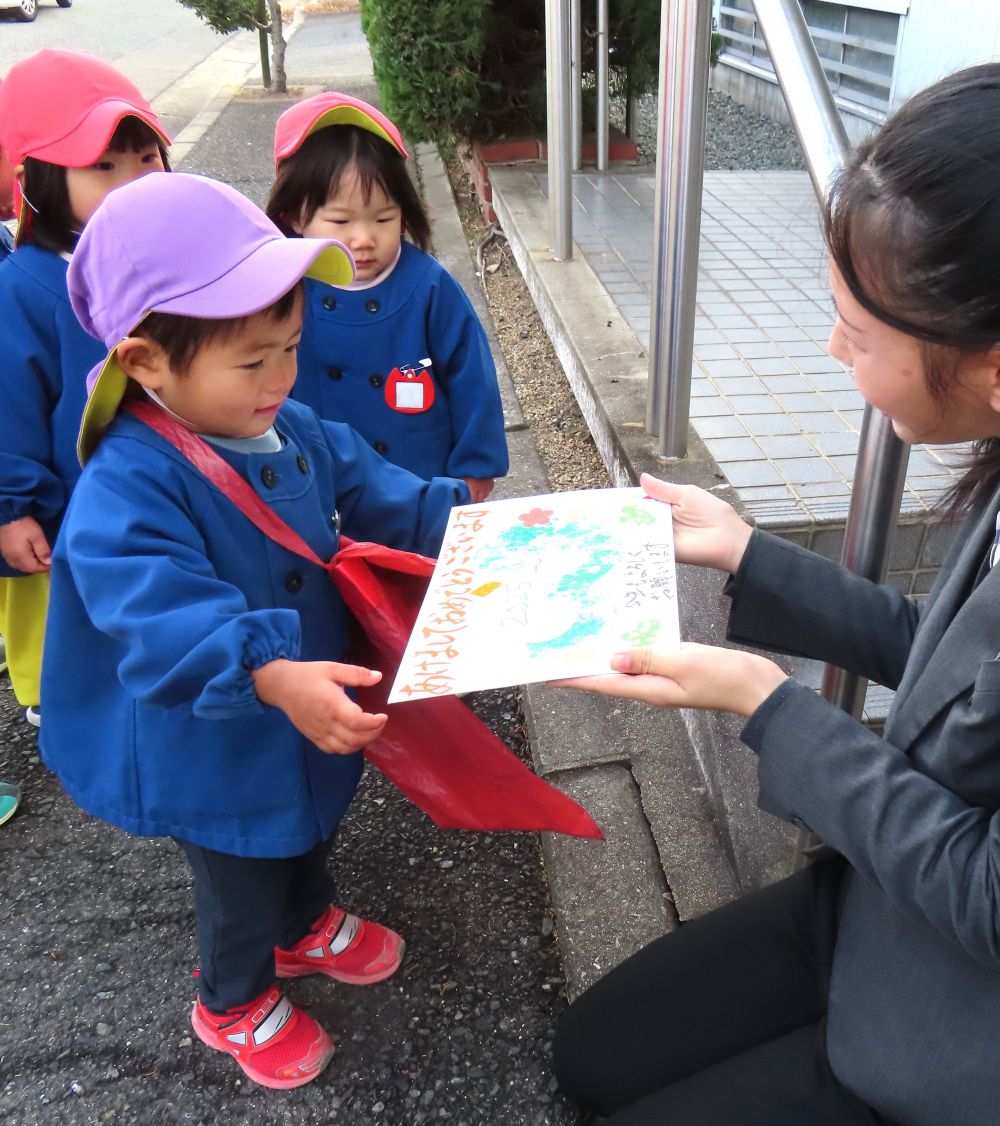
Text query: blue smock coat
40 400 468 858
0 245 105 574
294 242 509 482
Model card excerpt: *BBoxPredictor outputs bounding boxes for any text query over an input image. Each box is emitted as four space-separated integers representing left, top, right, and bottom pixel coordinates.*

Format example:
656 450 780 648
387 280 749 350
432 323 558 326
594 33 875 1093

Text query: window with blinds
718 0 900 113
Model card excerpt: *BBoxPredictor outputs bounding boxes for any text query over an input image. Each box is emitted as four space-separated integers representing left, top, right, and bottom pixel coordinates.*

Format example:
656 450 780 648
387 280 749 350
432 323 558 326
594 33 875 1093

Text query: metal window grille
718 0 899 113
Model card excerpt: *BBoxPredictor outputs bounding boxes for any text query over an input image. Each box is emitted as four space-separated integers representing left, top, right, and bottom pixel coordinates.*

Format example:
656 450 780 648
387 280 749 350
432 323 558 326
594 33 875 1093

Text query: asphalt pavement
0 10 586 1125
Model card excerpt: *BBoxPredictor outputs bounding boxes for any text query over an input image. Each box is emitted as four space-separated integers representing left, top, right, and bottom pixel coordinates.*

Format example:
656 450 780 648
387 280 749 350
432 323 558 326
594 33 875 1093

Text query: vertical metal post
571 0 583 170
546 0 574 260
645 0 713 454
596 0 610 171
750 0 910 867
820 408 909 712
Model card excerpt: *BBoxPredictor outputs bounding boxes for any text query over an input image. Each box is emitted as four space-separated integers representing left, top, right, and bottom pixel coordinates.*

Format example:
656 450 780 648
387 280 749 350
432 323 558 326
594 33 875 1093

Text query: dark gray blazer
727 493 1000 1126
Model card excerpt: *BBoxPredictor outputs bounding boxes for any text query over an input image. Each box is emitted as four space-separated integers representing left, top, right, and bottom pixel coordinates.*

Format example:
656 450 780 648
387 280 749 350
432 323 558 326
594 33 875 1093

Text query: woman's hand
0 516 52 573
640 474 752 574
252 658 388 754
550 642 788 718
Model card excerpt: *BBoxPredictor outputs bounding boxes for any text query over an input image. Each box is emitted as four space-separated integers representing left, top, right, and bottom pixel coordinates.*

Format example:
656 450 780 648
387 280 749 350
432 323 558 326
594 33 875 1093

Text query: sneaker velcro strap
328 912 360 956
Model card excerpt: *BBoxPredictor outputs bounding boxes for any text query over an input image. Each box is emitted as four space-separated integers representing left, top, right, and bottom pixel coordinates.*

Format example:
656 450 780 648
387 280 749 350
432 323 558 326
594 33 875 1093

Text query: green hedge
359 0 488 143
361 0 673 144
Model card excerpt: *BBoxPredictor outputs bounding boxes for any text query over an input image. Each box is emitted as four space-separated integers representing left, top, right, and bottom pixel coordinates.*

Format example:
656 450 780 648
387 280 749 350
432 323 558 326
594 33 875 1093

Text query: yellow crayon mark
472 581 502 597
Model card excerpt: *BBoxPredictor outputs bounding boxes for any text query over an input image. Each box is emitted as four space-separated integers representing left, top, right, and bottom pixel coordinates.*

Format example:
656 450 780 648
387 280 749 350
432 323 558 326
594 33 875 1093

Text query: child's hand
0 516 52 573
639 473 753 574
463 477 495 503
550 642 788 718
252 659 388 755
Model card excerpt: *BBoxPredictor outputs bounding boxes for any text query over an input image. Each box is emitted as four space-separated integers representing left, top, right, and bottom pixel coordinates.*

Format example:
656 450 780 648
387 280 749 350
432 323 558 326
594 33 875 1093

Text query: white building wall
893 0 1000 104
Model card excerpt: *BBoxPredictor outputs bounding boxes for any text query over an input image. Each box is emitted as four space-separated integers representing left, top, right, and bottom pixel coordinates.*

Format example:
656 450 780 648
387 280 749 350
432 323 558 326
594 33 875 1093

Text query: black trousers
553 857 889 1125
176 835 338 1013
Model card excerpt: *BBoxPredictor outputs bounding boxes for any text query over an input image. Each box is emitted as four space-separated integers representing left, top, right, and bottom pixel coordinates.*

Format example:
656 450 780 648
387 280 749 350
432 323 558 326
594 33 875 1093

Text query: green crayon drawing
621 619 661 647
619 503 656 526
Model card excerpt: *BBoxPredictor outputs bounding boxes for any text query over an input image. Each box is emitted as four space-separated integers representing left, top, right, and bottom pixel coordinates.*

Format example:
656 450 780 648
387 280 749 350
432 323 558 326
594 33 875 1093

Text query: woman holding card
551 63 1000 1126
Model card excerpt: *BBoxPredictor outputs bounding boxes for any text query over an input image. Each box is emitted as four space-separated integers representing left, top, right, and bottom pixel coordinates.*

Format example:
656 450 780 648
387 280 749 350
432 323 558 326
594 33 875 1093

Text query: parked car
9 0 72 22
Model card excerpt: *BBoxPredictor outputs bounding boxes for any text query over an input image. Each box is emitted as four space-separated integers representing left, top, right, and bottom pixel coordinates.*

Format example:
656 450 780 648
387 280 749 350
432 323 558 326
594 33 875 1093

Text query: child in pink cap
0 51 170 727
42 171 470 1090
267 92 508 501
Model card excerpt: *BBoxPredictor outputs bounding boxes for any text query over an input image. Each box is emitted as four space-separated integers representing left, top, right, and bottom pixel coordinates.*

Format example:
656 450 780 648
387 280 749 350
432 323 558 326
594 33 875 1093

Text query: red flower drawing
519 507 553 527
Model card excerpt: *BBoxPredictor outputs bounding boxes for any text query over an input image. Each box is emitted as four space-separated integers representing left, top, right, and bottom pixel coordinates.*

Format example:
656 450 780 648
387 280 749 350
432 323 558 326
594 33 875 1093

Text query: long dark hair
19 116 170 254
823 63 1000 514
266 124 431 251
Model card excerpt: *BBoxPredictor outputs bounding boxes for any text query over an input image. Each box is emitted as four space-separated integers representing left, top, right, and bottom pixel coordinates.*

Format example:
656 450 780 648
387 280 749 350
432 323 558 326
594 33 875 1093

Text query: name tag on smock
386 358 435 414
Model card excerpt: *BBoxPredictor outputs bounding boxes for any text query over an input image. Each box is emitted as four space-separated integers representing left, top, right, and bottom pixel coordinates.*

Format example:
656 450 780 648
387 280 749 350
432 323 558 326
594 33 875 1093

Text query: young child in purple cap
40 171 470 1090
0 51 171 729
267 92 508 502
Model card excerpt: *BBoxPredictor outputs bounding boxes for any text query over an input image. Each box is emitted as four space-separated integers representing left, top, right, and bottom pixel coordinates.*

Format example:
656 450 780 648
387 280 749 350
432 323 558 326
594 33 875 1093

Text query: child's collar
341 244 402 291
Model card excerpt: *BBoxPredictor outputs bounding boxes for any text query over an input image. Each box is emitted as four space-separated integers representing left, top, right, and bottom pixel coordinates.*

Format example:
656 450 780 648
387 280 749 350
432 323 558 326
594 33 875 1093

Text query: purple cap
69 171 354 463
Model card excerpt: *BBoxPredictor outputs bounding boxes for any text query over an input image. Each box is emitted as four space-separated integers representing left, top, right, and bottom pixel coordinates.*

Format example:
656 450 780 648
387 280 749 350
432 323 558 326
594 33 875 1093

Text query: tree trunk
266 0 287 94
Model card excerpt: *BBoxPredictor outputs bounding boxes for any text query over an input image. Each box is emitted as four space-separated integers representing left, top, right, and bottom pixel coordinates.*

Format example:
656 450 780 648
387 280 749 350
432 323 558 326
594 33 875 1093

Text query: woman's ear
116 336 170 390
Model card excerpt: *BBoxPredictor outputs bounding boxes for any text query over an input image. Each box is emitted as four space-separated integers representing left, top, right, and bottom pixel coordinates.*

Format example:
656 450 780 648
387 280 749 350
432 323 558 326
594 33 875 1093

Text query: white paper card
388 487 679 703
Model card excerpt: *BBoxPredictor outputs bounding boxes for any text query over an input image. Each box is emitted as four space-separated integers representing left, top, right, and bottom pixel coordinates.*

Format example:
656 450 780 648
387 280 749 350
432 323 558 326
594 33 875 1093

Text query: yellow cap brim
306 107 404 156
77 348 127 466
305 242 355 286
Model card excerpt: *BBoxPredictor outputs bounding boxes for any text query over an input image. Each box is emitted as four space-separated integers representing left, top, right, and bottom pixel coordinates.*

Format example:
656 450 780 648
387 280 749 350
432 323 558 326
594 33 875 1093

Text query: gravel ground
612 88 807 170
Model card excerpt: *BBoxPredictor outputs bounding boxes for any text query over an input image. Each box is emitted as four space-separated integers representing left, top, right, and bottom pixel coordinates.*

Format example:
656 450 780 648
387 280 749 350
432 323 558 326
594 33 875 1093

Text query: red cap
0 49 169 168
274 91 408 167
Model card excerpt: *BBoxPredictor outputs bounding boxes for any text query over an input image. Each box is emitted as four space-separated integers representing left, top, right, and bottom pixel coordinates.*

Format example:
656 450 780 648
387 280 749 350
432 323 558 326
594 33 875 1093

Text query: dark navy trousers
176 834 337 1012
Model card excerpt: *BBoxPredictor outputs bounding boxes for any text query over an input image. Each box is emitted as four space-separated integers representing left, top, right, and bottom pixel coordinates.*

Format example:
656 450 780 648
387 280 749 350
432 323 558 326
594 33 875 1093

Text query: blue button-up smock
294 242 509 482
40 400 468 858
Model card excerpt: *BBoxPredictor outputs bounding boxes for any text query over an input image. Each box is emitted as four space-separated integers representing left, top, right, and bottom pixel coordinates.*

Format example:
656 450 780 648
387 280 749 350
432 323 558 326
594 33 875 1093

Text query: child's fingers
321 711 388 755
324 661 383 687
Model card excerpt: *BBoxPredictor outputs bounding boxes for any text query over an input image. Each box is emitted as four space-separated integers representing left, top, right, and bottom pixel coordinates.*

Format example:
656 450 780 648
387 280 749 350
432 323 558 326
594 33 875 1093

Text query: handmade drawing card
388 487 680 703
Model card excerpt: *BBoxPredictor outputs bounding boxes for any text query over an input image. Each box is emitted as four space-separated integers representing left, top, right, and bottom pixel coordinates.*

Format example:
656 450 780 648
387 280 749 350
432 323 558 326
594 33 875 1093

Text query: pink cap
274 91 407 167
0 49 169 168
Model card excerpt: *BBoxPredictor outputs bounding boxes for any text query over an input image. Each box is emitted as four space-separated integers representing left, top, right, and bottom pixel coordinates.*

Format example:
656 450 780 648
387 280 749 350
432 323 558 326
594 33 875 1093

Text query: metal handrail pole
645 0 713 453
571 0 583 171
596 0 610 171
752 0 911 867
546 0 574 260
820 408 910 714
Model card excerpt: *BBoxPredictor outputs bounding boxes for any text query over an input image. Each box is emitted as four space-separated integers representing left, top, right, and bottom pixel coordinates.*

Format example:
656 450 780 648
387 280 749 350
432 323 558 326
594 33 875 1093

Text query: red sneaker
275 905 405 985
191 985 334 1089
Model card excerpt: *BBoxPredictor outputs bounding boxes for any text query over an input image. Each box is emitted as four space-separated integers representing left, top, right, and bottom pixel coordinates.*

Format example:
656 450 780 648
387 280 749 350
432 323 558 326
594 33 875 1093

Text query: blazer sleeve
744 677 1000 969
64 466 302 717
426 268 509 481
725 528 921 690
